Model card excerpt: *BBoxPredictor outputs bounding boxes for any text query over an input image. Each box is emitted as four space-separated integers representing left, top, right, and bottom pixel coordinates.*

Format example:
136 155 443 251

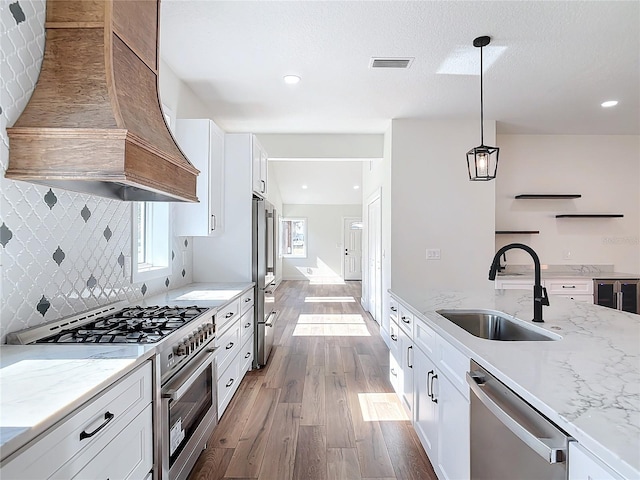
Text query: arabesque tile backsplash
0 1 193 343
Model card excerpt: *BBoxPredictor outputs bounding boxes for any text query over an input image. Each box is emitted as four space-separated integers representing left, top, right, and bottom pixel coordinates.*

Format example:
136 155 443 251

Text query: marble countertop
497 270 639 280
390 287 640 479
141 282 254 310
0 282 253 462
0 344 155 460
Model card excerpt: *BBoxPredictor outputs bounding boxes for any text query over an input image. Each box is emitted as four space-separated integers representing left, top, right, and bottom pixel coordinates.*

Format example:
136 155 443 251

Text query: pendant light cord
480 44 484 146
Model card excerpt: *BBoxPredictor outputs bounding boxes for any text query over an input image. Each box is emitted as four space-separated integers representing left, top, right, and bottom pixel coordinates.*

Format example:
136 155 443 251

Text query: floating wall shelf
515 194 582 199
555 214 624 218
495 230 540 234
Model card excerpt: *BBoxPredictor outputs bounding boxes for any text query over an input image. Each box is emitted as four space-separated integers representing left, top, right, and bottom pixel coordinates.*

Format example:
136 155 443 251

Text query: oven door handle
162 347 216 402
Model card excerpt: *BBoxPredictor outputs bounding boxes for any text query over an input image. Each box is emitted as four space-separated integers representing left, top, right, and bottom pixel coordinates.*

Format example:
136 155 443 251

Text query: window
280 217 307 258
132 202 171 282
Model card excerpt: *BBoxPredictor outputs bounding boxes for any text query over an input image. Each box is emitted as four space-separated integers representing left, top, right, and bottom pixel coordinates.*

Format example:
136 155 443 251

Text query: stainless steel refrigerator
252 196 278 367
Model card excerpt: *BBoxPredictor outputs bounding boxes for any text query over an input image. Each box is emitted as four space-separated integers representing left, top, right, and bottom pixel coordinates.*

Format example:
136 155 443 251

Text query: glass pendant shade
467 144 499 180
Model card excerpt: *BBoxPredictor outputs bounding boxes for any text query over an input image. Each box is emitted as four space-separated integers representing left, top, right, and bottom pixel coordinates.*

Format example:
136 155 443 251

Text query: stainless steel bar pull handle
211 214 216 231
407 346 413 368
466 372 567 463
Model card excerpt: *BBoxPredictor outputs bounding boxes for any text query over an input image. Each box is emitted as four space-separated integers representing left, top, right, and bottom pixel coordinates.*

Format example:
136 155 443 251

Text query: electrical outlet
562 250 571 260
426 248 441 260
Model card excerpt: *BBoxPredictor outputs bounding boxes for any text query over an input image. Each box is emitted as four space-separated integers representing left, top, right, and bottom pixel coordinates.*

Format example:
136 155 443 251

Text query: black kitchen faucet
489 243 550 322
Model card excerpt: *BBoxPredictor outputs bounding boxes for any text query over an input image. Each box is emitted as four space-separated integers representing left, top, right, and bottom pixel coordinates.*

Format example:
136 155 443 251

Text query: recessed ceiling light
353 185 360 190
301 184 308 189
601 100 618 108
284 75 300 85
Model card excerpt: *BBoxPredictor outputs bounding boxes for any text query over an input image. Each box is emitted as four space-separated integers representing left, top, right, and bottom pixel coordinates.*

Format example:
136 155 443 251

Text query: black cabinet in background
594 280 640 314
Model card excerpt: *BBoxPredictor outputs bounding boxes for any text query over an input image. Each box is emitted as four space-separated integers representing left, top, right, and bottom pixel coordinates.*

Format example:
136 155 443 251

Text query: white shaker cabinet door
174 118 225 236
436 373 470 480
413 346 439 460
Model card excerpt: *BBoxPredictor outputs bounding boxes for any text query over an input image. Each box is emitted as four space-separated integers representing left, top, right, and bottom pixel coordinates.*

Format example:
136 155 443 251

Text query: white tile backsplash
0 1 193 343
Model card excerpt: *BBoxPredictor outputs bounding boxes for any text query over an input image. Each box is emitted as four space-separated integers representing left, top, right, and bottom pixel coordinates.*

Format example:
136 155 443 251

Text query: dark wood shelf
515 194 582 199
495 230 540 234
555 214 624 218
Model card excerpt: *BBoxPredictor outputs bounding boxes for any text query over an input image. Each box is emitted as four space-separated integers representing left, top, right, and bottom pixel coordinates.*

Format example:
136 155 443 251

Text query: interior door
343 217 362 280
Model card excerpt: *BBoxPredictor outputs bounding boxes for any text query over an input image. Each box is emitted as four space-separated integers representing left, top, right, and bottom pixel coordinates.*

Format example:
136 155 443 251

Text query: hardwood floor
188 280 437 480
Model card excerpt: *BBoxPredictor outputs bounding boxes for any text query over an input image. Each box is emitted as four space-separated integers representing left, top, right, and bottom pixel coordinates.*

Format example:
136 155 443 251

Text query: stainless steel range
7 302 219 480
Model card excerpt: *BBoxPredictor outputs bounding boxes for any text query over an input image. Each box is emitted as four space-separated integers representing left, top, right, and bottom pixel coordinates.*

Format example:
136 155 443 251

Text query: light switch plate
426 248 441 260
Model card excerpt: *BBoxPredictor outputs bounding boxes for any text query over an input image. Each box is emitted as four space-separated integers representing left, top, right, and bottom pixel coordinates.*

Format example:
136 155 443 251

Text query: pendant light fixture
467 35 499 181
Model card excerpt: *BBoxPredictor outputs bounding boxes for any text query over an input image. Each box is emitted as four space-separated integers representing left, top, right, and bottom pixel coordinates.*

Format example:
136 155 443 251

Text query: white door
367 196 382 323
343 217 362 280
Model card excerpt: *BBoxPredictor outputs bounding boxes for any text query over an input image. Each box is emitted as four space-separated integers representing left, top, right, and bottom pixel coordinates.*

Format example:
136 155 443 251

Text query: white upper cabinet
174 119 225 236
251 135 268 198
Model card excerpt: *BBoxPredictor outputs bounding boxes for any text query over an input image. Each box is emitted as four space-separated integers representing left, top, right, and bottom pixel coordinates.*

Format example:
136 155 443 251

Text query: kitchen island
390 286 640 479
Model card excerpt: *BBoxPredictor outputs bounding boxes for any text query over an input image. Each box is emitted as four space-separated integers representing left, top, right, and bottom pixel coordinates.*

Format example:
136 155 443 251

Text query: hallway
188 280 437 480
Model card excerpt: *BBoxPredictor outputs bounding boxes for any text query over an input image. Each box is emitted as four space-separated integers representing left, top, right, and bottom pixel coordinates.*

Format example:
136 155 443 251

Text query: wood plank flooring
188 280 437 480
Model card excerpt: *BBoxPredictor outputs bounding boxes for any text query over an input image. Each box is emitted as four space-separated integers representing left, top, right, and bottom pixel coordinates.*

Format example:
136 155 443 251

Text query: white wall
257 134 383 160
362 125 392 338
390 119 496 298
159 59 212 120
267 161 284 284
281 204 362 281
496 135 640 273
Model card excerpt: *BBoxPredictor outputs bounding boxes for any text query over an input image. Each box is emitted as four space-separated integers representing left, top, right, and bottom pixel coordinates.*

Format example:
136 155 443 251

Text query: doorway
343 217 363 281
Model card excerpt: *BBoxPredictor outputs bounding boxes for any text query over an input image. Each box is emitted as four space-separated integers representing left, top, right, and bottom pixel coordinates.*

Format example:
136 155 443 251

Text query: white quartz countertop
141 282 254 310
497 271 640 280
0 344 155 460
390 287 640 479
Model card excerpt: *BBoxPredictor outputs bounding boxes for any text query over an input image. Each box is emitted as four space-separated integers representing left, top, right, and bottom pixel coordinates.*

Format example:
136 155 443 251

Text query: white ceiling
270 160 364 205
160 0 639 136
159 1 639 205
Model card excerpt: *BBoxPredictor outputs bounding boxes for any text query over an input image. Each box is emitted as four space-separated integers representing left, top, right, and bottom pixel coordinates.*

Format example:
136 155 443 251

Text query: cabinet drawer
240 335 253 374
241 289 254 314
389 297 399 321
414 318 436 359
546 279 593 295
389 320 400 357
216 321 241 375
398 305 413 336
218 356 241 418
2 362 151 479
240 309 254 343
389 351 400 394
217 298 240 334
435 336 469 399
57 404 152 480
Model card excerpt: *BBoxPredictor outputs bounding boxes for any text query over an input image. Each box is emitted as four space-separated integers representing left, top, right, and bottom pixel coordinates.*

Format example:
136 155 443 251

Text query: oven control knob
207 323 215 336
188 334 197 352
198 326 206 341
174 342 187 357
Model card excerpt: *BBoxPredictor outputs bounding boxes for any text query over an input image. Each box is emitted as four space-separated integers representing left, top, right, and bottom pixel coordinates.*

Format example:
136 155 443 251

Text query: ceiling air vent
369 57 414 69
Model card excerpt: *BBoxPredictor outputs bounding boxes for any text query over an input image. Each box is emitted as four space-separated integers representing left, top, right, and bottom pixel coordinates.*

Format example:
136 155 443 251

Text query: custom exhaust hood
5 0 199 202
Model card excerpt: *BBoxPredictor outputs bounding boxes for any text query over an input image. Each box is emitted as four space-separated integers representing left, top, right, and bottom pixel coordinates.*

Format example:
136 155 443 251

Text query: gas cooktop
34 305 209 344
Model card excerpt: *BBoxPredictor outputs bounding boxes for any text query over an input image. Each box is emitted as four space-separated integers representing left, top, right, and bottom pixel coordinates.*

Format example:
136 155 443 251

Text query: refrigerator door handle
265 311 277 327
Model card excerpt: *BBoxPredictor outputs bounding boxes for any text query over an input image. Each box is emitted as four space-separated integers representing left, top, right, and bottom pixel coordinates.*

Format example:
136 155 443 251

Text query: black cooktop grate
35 305 209 344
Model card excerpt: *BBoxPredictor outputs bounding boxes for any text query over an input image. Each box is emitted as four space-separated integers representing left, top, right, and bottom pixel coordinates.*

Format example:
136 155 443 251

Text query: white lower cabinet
413 347 438 458
569 443 624 480
1 361 153 480
435 373 469 480
398 326 414 416
215 290 254 418
389 294 470 480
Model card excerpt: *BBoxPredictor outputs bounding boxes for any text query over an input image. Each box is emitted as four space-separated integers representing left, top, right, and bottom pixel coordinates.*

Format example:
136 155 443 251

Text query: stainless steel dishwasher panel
467 360 572 480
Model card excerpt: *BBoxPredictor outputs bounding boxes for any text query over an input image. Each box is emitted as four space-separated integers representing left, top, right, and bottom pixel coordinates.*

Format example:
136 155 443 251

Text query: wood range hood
5 0 199 202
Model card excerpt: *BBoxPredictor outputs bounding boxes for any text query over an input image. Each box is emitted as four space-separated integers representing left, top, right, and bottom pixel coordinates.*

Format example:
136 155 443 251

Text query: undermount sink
436 309 559 341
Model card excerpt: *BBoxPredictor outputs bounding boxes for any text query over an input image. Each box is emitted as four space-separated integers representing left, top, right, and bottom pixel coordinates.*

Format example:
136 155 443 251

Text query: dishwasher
467 360 573 479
